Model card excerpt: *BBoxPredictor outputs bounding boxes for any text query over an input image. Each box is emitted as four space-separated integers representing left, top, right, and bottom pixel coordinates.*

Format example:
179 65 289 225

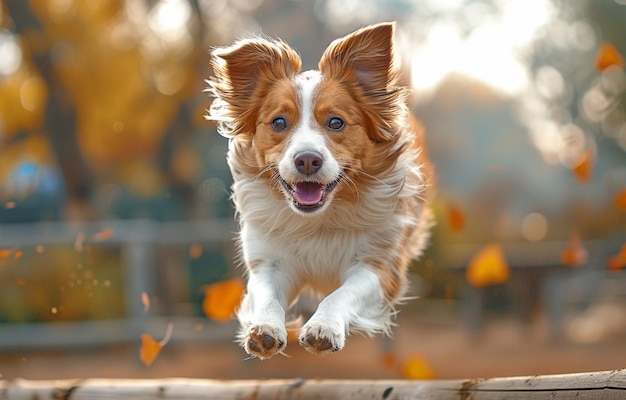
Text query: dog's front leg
299 265 388 355
237 265 289 360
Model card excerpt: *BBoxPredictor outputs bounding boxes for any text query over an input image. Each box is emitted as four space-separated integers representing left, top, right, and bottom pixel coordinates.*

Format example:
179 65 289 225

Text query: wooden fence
1 369 625 399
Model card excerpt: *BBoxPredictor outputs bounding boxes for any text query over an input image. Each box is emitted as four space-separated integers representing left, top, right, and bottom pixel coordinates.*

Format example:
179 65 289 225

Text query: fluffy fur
208 22 434 359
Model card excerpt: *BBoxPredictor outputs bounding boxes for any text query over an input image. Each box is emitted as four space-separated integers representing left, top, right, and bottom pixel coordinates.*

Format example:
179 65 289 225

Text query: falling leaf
202 278 244 322
13 250 23 259
615 189 626 211
140 323 173 367
141 292 151 312
595 43 624 71
382 352 397 369
571 149 594 184
0 249 12 259
608 244 626 272
92 227 114 242
466 243 510 288
189 243 203 259
560 231 588 267
35 245 45 253
447 204 465 232
74 231 85 252
5 201 16 209
403 355 436 380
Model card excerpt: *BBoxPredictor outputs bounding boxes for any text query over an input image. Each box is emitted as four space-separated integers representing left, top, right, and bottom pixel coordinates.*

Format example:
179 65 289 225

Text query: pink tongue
294 182 325 205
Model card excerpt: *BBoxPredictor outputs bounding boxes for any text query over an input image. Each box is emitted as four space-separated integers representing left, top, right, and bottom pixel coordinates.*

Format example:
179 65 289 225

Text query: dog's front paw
242 324 287 360
299 320 345 356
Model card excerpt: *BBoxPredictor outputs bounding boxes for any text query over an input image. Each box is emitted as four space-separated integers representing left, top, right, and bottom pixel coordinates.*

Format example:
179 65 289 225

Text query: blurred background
0 0 625 381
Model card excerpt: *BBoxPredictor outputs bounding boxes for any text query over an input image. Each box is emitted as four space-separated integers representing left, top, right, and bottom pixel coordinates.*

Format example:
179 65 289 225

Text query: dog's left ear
319 22 399 95
319 23 405 142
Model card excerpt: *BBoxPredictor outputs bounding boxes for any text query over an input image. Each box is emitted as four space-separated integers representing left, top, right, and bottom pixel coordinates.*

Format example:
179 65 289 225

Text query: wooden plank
2 369 625 399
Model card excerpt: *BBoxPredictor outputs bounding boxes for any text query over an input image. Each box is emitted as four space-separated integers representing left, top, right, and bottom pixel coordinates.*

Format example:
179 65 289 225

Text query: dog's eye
271 117 288 132
327 117 345 131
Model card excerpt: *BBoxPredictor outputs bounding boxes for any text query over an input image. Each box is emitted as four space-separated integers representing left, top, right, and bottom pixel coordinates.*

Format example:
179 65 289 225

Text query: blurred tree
1 0 218 221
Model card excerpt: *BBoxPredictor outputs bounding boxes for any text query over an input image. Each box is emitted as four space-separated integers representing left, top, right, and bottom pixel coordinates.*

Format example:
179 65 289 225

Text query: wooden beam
2 369 625 399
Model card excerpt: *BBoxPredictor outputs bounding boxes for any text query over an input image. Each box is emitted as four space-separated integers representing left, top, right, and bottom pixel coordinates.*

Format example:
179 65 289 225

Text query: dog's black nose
294 152 323 175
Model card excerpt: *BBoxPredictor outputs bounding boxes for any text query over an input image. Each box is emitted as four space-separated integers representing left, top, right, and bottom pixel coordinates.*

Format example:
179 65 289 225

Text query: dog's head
208 23 408 215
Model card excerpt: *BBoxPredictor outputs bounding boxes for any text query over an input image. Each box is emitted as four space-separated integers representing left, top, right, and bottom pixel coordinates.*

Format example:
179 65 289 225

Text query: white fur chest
233 175 411 295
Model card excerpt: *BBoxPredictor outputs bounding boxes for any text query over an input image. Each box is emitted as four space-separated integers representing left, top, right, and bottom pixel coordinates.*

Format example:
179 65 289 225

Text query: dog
207 22 433 359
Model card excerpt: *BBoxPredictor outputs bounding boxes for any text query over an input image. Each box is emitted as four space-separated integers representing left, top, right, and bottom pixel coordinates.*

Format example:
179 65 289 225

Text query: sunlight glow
410 0 555 98
0 32 23 76
148 0 192 41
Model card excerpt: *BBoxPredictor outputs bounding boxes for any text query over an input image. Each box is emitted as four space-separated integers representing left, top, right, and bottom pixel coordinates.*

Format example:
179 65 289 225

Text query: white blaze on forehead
278 70 340 184
296 70 322 131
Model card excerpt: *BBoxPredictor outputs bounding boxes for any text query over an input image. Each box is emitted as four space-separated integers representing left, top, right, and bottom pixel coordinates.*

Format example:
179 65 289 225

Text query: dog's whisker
342 166 393 188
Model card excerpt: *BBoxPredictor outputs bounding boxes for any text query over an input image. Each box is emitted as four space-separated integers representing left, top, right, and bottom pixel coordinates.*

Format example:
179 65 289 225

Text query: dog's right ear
208 38 302 137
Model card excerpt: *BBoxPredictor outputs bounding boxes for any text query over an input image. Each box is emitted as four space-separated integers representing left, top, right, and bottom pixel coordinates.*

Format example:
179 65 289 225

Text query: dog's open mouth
280 178 341 212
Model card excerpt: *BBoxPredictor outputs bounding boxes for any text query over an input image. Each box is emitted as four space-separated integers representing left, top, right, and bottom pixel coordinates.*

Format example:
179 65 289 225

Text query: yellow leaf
560 231 588 267
466 243 510 288
403 355 436 379
202 278 244 322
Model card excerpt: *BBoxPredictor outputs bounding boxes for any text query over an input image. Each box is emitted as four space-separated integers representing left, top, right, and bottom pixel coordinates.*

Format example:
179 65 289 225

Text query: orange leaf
5 201 15 209
447 204 465 232
560 231 588 267
382 352 397 369
571 149 594 184
140 323 173 367
615 189 626 211
202 278 244 322
403 354 436 379
466 243 510 288
139 334 162 367
141 292 151 312
595 43 624 71
189 243 203 259
0 249 15 259
608 244 626 272
92 227 114 242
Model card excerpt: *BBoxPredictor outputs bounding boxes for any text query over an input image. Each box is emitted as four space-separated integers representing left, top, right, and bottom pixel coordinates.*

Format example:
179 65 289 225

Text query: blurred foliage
0 0 234 222
0 245 124 322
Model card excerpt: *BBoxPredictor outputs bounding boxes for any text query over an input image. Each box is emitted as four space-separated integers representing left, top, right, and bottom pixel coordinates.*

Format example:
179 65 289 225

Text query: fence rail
1 369 625 399
0 219 237 349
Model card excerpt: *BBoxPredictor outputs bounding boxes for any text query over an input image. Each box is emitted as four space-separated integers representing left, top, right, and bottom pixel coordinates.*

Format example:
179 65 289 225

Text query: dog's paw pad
304 335 337 352
244 326 286 360
299 323 344 356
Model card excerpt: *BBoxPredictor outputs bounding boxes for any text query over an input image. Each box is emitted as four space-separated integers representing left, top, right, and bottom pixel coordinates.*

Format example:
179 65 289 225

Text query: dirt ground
1 305 625 382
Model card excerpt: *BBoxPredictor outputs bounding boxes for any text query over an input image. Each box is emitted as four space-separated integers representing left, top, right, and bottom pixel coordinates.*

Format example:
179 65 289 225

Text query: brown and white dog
208 22 433 359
